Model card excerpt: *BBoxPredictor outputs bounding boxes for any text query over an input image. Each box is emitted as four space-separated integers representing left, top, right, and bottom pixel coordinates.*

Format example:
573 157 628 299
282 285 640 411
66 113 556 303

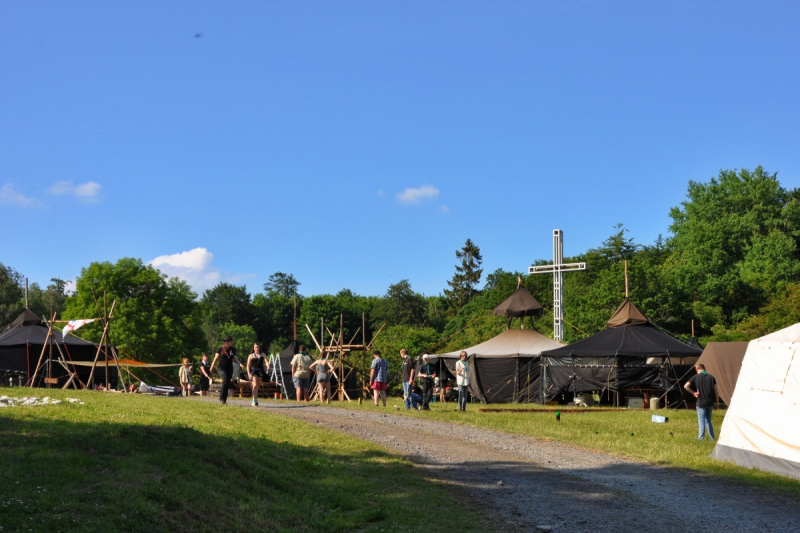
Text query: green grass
331 396 800 497
0 389 489 533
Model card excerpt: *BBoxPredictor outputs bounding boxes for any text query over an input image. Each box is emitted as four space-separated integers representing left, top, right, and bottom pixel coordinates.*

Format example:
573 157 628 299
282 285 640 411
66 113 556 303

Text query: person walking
401 348 415 410
310 353 334 403
198 353 212 396
246 343 269 407
210 335 240 405
684 363 720 440
418 354 436 410
291 345 314 402
455 351 470 411
370 350 389 406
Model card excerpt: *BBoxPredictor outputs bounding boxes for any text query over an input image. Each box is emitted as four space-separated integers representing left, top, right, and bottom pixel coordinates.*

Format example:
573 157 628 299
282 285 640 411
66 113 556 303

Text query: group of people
400 349 470 411
178 337 474 411
177 336 273 405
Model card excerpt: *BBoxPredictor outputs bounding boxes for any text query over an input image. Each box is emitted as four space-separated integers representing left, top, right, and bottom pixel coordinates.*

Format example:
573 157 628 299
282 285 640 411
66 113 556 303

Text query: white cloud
0 183 40 207
438 204 450 213
396 184 439 205
150 247 223 294
48 180 102 202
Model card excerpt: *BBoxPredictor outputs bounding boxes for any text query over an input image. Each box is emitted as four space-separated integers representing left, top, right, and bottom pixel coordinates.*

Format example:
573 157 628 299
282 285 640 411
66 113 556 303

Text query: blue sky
2 1 799 299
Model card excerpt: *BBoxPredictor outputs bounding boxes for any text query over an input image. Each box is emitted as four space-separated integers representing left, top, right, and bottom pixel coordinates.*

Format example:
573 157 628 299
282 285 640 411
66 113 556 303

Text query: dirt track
257 402 800 533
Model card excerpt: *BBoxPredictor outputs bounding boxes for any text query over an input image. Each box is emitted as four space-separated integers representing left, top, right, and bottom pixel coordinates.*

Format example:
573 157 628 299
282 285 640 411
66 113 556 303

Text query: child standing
179 357 193 397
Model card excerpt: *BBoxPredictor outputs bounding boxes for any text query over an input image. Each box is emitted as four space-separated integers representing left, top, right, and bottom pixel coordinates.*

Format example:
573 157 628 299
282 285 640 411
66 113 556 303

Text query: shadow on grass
0 413 466 533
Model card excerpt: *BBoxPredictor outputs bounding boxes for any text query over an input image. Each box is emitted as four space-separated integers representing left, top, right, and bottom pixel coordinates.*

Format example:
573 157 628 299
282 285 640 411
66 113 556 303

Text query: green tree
371 280 427 329
444 238 483 313
0 263 23 325
216 322 258 359
264 272 301 299
665 166 800 333
373 324 441 360
199 283 254 349
63 258 203 362
27 278 69 319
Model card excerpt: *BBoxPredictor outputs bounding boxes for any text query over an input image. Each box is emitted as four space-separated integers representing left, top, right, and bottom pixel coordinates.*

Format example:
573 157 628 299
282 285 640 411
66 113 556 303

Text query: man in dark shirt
418 354 436 410
684 363 720 440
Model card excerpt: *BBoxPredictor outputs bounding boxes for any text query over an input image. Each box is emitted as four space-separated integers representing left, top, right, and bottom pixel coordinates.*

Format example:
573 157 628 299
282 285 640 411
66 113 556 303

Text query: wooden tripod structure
29 312 84 390
85 297 126 391
304 314 385 402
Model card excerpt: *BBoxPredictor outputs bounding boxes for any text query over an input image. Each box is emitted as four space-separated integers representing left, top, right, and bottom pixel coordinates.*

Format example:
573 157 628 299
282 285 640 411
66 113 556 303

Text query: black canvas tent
540 298 702 404
0 309 114 388
424 286 561 403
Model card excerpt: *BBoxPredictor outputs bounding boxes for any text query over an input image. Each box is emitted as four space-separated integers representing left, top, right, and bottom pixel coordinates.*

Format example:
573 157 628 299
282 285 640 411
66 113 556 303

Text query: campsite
4 0 800 530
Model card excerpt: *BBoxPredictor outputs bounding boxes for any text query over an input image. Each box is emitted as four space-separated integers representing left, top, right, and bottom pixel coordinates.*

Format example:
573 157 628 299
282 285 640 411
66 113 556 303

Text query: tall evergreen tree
444 238 483 312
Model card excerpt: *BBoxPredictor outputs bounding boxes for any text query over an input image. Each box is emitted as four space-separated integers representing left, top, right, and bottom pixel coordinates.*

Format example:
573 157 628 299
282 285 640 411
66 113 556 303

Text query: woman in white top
455 351 470 411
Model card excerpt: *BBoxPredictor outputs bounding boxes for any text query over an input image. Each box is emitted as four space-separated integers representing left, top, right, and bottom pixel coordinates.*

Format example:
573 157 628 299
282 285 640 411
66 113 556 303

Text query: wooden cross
529 229 587 342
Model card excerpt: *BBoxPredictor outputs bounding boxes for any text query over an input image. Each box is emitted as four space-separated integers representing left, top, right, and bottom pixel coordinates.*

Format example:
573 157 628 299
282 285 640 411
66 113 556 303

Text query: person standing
247 343 269 407
290 344 314 402
418 354 436 410
455 351 470 411
370 350 389 407
198 353 212 396
401 348 415 410
310 353 334 403
179 357 193 397
210 335 240 405
684 363 720 440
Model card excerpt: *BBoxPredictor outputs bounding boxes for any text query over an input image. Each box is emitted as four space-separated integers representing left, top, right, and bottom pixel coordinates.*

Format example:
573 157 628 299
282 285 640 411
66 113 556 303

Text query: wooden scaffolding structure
304 314 385 402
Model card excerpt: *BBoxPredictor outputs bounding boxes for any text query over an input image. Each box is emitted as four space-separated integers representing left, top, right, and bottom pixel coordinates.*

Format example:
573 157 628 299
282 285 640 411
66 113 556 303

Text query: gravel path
257 402 799 533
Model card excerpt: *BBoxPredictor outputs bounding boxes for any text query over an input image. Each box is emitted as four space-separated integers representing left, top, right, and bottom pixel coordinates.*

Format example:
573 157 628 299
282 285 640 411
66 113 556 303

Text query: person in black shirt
210 335 241 405
418 354 436 410
684 363 720 440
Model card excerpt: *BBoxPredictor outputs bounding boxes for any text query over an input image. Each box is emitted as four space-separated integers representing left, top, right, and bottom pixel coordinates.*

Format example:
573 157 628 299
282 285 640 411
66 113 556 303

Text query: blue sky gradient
2 1 799 298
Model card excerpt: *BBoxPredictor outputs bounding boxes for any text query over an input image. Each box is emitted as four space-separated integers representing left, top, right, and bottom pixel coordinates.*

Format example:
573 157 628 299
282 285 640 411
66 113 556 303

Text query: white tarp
711 323 800 480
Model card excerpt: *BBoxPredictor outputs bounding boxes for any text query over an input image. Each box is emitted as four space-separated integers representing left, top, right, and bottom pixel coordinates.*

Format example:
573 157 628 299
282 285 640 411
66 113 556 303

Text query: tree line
3 167 799 365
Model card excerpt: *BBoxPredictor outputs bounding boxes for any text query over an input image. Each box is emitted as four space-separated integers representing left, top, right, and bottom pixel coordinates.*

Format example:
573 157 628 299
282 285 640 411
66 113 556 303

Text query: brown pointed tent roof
605 297 649 328
493 286 543 318
9 309 43 329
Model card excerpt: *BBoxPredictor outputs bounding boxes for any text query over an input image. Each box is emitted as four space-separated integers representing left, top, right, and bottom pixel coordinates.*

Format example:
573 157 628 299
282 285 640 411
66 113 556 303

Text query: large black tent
0 309 113 388
425 286 561 403
540 298 702 404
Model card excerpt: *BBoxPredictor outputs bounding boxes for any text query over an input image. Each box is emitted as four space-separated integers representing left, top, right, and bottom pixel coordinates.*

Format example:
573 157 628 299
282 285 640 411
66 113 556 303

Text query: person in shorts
310 353 334 402
246 343 269 407
370 350 389 407
291 345 314 402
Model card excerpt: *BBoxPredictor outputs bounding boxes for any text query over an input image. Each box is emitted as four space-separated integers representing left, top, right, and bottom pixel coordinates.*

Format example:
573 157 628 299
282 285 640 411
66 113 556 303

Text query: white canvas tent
711 323 800 480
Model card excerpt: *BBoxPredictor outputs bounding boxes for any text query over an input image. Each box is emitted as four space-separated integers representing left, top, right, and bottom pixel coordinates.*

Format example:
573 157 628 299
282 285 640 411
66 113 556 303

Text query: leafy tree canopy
0 263 23 326
63 258 202 363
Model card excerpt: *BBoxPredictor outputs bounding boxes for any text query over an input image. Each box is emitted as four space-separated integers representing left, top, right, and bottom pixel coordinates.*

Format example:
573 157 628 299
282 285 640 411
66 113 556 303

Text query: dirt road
260 402 799 533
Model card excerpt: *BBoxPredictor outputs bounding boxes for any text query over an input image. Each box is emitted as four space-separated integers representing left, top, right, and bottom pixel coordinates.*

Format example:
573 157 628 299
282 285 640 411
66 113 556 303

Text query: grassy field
4 389 799 533
329 395 800 497
0 389 490 533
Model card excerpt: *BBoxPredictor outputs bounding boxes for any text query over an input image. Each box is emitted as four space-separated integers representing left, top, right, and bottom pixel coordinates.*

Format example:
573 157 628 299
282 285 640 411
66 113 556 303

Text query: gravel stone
258 402 800 533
